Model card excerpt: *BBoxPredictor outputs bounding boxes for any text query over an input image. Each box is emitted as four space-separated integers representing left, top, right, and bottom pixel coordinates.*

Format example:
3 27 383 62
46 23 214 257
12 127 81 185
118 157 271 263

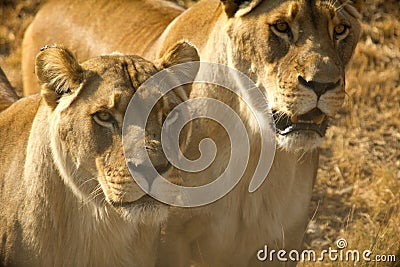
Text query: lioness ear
159 41 199 69
35 45 84 108
221 0 263 18
158 41 200 98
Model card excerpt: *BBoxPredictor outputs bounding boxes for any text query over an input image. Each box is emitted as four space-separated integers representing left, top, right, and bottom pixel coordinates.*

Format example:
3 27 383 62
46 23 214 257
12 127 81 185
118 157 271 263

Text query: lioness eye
93 111 115 127
274 21 290 33
97 111 112 121
334 24 349 39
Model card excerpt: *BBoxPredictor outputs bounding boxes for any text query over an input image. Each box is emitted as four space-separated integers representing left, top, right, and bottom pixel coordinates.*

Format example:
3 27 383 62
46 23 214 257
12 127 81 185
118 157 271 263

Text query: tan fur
0 67 18 112
21 0 363 266
22 0 184 95
0 42 198 267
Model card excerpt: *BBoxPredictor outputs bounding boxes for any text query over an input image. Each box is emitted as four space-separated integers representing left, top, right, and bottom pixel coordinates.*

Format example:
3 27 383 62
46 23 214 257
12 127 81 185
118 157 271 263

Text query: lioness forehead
82 55 159 91
310 0 358 17
263 0 361 19
75 55 161 114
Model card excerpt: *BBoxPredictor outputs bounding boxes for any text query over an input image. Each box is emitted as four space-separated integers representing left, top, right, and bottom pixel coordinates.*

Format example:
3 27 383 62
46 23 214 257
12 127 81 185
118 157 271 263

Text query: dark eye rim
334 24 350 39
272 21 291 34
92 110 115 124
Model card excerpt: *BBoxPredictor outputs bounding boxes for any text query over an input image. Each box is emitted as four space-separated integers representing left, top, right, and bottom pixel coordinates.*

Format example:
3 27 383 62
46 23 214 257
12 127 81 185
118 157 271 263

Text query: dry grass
0 0 399 266
0 0 40 94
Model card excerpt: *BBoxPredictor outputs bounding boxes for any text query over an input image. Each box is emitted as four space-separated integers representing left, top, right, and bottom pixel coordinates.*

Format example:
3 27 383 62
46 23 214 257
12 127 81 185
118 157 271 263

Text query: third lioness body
22 0 363 266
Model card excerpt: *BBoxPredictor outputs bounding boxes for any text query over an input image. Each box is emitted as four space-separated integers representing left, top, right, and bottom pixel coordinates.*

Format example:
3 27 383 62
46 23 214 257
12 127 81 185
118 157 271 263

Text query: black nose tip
298 76 341 97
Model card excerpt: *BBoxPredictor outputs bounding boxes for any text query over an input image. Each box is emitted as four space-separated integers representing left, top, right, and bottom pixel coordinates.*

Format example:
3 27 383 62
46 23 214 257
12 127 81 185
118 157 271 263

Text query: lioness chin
21 0 363 266
0 42 199 267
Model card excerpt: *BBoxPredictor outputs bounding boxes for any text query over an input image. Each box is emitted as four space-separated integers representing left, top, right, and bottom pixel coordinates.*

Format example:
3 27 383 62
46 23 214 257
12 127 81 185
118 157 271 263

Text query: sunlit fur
20 0 363 266
156 1 362 266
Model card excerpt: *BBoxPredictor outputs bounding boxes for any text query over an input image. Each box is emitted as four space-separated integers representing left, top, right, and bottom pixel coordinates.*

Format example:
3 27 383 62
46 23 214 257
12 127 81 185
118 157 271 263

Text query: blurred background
0 0 399 265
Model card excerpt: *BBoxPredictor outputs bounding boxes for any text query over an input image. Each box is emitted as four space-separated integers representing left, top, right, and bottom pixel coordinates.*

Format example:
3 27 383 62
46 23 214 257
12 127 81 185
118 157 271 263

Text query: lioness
0 42 199 267
21 0 363 266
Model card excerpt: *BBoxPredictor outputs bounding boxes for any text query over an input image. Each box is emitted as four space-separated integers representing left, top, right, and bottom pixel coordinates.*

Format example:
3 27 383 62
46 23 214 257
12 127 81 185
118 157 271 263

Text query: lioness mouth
273 108 329 137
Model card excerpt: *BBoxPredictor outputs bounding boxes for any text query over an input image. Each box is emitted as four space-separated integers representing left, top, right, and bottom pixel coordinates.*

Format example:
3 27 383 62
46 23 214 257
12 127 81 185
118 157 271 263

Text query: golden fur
0 42 198 267
21 0 363 266
22 0 184 95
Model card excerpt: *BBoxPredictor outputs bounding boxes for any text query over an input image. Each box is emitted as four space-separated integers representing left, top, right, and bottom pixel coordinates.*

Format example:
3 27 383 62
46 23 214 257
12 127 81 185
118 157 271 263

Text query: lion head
221 0 362 151
35 42 199 223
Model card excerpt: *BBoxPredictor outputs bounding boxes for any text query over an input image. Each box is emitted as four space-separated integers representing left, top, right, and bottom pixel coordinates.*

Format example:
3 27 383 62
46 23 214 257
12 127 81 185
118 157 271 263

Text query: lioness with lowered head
0 42 199 267
22 0 363 266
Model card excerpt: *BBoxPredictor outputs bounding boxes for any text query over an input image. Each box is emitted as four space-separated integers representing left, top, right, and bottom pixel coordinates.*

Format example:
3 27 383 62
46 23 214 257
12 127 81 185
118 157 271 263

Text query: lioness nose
298 76 341 98
128 161 170 189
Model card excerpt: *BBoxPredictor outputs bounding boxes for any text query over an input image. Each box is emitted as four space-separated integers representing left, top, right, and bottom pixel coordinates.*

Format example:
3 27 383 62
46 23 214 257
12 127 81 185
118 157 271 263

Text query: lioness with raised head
0 42 199 267
22 0 363 266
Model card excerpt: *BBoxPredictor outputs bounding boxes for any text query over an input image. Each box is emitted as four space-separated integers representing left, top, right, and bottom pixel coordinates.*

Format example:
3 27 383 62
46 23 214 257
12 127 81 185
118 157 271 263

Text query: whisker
79 183 104 209
78 177 98 190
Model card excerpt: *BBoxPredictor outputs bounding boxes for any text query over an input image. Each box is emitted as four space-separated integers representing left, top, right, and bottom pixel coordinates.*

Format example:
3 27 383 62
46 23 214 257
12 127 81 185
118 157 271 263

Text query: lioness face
35 44 198 222
225 0 362 151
